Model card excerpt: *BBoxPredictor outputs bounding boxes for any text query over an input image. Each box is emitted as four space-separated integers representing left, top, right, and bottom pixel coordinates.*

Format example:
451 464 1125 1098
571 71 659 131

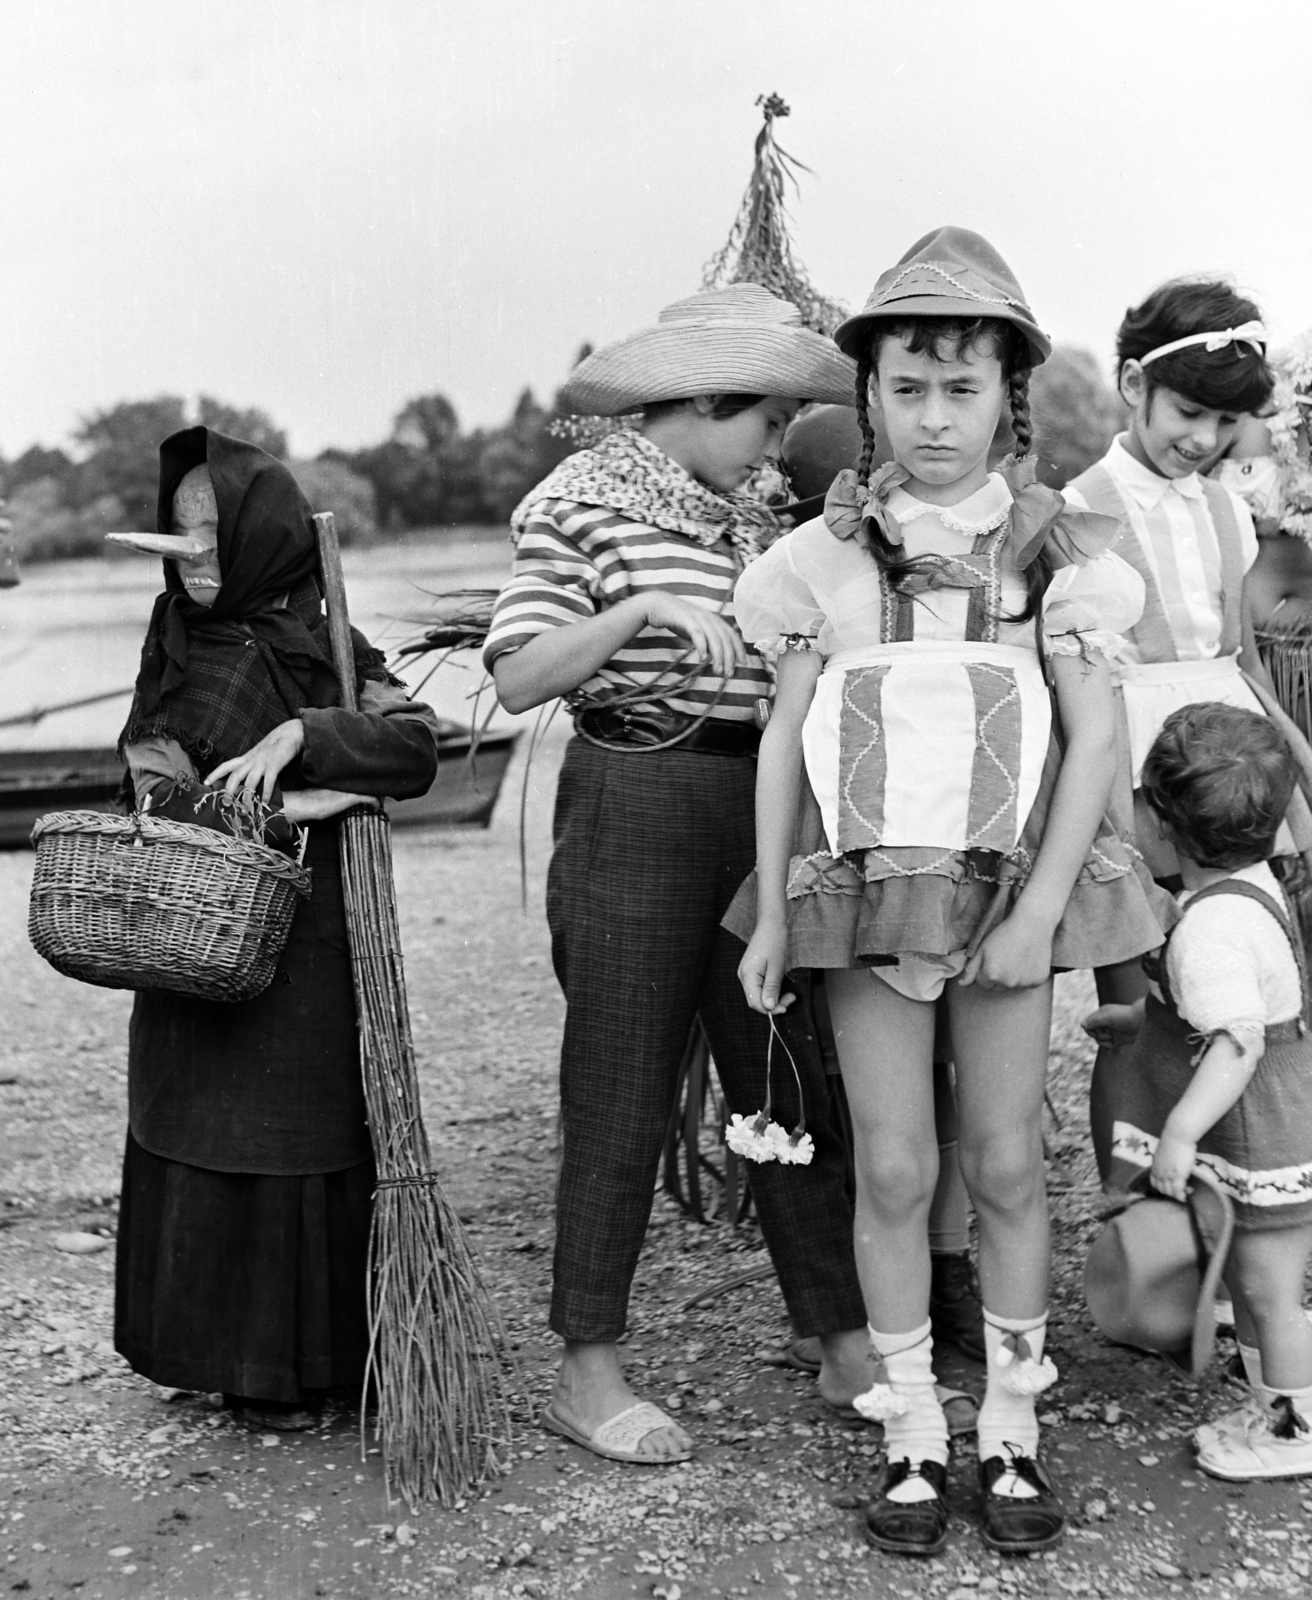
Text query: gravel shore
3 731 1310 1599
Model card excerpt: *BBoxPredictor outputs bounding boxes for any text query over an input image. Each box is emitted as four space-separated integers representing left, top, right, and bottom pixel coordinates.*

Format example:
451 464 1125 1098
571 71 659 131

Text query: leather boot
929 1250 985 1362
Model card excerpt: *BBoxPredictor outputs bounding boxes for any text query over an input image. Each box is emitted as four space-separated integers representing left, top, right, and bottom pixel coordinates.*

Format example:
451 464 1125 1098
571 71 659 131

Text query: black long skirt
114 1134 375 1402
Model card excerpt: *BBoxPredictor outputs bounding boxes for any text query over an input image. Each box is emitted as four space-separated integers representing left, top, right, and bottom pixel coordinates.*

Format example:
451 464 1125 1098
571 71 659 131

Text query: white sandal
542 1400 692 1464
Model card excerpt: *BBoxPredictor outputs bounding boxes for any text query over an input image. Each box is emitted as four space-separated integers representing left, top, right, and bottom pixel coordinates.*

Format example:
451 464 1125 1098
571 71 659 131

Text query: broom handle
313 513 360 713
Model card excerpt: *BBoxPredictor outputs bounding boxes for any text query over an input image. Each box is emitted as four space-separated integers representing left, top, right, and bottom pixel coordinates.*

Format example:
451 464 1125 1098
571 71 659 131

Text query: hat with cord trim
834 226 1051 367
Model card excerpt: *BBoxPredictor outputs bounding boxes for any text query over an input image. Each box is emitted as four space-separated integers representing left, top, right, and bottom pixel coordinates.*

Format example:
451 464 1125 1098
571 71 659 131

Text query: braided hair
855 316 1047 620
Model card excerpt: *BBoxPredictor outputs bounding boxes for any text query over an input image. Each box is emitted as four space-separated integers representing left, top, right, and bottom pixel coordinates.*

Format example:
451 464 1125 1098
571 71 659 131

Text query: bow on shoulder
823 453 1121 576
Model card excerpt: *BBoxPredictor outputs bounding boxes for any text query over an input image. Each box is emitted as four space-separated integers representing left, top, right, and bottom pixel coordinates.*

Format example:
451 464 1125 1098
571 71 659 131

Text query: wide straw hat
558 284 857 416
1083 1167 1234 1379
834 226 1051 367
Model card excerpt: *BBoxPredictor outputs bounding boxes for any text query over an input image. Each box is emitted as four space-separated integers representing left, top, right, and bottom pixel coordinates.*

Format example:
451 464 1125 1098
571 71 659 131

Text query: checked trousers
545 736 867 1343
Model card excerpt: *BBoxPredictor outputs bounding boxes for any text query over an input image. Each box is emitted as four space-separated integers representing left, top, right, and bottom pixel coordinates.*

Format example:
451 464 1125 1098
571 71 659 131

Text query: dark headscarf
121 427 388 771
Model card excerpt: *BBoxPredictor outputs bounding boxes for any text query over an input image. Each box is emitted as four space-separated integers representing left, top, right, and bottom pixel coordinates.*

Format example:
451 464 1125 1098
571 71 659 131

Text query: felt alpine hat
1083 1166 1234 1379
558 284 858 416
834 227 1051 367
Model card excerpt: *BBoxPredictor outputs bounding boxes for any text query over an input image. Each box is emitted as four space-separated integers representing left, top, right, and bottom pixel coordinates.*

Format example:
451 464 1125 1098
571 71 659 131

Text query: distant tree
6 477 124 562
2 444 76 498
290 457 379 547
348 392 488 528
478 389 549 522
73 396 189 527
197 396 288 459
392 395 461 455
1029 347 1124 489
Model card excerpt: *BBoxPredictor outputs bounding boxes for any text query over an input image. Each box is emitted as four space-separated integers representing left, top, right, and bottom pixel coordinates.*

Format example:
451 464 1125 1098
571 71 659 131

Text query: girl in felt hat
110 429 442 1429
483 284 889 1466
732 228 1169 1555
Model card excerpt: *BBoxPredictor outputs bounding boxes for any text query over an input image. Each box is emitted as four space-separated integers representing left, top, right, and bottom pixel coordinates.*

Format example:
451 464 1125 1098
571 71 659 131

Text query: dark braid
854 348 877 488
1008 363 1033 459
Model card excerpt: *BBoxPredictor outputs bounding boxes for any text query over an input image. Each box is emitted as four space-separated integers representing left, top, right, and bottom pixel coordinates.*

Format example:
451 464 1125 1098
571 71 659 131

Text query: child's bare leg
948 981 1053 1315
1090 959 1148 1182
1228 1228 1312 1392
825 971 938 1329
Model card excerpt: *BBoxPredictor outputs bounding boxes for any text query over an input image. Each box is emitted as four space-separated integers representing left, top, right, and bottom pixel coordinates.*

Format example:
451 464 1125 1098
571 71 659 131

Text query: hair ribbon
1139 321 1268 367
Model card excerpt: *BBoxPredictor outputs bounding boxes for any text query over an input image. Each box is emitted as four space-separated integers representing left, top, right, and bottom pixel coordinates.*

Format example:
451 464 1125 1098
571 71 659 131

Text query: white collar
885 472 1013 535
1105 435 1204 507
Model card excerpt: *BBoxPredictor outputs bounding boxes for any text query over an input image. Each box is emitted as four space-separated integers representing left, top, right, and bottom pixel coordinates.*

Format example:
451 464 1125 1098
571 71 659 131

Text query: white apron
802 639 1053 860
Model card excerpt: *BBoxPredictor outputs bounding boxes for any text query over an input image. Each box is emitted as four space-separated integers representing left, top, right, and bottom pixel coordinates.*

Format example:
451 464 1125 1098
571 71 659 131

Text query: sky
2 0 1311 461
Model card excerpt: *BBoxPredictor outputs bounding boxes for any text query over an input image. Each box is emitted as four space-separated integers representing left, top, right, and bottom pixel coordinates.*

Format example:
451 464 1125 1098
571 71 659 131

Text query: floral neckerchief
510 426 780 563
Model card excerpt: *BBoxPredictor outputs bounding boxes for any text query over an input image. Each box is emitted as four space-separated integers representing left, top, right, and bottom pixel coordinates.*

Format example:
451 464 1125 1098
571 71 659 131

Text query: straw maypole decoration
702 93 847 336
313 512 515 1509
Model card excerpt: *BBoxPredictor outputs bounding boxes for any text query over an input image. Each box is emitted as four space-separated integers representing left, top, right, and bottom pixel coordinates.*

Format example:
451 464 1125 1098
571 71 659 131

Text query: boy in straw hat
483 284 883 1465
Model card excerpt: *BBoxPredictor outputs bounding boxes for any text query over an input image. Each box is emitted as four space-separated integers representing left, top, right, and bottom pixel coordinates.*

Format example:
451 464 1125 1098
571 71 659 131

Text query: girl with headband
1063 281 1312 1180
730 227 1168 1556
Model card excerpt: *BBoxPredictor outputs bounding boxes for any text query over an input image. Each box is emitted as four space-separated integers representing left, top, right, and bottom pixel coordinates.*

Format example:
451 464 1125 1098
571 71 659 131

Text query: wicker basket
28 810 313 1003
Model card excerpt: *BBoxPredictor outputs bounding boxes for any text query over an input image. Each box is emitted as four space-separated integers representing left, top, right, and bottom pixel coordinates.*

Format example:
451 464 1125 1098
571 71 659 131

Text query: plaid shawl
121 427 388 773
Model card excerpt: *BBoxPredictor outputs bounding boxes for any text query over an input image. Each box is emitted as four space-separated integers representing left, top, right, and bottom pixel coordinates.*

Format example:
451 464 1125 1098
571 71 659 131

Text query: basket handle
313 512 359 714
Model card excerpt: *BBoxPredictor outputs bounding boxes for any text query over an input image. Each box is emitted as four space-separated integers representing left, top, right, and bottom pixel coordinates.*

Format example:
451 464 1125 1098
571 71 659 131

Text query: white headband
1138 320 1268 367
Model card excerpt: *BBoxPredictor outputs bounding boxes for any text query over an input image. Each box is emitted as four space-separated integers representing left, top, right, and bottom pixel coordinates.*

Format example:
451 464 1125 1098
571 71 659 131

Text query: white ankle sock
1238 1341 1263 1389
865 1321 948 1503
978 1310 1056 1498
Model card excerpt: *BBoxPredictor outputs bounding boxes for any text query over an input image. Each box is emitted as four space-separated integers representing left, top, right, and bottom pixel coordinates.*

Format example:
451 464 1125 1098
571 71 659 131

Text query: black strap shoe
929 1249 986 1362
864 1458 950 1557
978 1449 1065 1553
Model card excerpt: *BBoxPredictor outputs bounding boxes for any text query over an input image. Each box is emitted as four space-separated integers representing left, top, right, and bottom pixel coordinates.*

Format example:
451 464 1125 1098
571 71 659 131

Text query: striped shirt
1064 436 1257 664
483 498 772 722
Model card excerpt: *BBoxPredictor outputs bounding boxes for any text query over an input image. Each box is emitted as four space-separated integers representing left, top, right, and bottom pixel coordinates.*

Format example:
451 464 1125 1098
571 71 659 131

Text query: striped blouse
1063 436 1257 664
482 498 772 723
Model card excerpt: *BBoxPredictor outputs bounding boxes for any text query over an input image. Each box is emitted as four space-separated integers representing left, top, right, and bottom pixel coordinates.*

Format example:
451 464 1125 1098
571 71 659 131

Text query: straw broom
313 512 515 1510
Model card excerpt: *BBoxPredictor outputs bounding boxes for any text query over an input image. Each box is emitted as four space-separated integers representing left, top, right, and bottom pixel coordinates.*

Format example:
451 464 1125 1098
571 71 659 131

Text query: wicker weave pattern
28 810 312 1003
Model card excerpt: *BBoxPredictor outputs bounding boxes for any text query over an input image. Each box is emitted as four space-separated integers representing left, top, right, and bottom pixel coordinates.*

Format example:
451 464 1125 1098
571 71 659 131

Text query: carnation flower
723 1015 815 1166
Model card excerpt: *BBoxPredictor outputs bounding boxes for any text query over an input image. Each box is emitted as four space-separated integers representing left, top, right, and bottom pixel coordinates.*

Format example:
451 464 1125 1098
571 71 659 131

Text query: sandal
542 1400 691 1465
863 1458 950 1557
978 1450 1065 1553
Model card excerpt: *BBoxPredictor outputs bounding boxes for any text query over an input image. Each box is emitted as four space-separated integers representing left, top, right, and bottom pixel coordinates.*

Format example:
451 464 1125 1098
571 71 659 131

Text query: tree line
0 347 1122 563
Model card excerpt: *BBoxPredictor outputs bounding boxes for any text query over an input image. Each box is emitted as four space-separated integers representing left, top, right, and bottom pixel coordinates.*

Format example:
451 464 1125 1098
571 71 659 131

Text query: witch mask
106 465 221 605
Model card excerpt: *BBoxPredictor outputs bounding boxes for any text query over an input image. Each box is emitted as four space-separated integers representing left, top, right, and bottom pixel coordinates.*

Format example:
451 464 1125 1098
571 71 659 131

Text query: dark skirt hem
114 1134 374 1404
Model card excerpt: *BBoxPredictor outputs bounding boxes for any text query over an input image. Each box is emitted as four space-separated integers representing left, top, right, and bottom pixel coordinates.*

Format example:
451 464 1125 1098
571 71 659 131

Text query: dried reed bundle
314 514 514 1509
702 94 847 336
1260 619 1312 746
394 588 498 657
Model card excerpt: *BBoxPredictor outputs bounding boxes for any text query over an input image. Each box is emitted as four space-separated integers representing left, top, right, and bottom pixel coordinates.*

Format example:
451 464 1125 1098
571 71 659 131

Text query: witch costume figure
110 427 440 1430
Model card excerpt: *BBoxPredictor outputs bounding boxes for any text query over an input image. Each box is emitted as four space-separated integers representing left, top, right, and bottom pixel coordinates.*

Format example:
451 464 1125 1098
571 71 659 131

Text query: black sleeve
298 679 440 800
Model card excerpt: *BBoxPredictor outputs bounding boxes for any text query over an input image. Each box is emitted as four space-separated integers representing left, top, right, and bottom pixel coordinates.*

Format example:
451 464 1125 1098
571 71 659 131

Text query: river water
0 530 524 752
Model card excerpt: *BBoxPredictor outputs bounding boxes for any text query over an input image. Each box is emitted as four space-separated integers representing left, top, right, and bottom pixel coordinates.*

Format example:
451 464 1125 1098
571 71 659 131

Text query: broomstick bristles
342 809 516 1511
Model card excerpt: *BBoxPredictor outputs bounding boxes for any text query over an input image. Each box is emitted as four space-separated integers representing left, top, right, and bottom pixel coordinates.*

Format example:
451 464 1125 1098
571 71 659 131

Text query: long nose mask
105 530 215 560
105 464 221 601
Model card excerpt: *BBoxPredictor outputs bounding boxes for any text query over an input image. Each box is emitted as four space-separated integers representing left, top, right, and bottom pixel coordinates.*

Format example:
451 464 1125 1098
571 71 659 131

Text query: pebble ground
3 730 1310 1599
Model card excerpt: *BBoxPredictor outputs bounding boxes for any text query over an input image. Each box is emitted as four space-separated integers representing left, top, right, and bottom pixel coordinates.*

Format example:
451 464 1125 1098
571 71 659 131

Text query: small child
1085 702 1312 1480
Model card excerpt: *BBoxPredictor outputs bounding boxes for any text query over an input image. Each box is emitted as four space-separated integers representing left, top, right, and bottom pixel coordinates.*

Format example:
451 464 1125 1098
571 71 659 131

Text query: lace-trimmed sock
866 1321 949 1504
978 1310 1056 1500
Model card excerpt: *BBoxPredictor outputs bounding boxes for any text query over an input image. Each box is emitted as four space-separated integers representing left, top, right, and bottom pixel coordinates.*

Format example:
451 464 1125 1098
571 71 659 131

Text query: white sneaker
1196 1399 1312 1481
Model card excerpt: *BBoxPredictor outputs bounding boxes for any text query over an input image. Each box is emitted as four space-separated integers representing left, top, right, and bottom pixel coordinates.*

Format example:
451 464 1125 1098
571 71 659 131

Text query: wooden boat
0 727 519 849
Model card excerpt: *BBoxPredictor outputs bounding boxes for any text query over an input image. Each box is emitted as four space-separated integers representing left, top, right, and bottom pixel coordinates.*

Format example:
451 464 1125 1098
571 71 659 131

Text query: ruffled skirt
724 716 1172 986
